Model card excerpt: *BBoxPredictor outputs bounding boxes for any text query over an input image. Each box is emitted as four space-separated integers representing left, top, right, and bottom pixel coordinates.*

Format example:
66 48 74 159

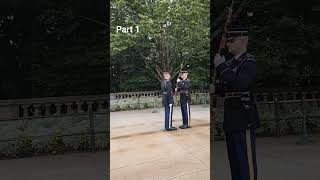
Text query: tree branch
77 15 108 27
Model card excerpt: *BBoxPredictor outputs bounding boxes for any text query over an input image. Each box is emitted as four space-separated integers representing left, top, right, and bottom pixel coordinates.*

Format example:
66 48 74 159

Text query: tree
111 0 210 92
0 0 108 99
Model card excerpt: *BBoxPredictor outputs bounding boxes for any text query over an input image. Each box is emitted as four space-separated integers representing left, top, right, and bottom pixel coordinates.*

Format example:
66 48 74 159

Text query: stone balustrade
252 91 320 103
110 89 209 100
211 90 319 103
0 95 109 120
1 90 318 119
110 90 210 111
212 90 320 138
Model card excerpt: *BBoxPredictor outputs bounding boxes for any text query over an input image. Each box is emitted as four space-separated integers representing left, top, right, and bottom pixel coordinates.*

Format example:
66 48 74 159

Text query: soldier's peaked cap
180 67 188 73
226 26 249 38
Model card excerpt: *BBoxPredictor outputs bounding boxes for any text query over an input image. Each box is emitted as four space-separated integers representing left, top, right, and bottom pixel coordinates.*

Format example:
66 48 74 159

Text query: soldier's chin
228 50 236 56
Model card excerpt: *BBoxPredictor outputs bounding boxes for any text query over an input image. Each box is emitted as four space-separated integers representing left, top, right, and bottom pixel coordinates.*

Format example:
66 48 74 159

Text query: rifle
175 63 183 95
213 1 234 94
211 1 235 111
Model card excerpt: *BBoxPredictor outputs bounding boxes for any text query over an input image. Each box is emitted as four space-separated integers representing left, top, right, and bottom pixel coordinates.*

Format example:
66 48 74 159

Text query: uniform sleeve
176 81 181 92
166 81 174 104
185 80 191 89
216 60 256 92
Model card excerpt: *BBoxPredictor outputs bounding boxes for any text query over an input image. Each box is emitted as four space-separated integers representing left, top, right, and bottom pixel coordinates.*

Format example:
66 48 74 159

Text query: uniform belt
163 92 168 95
180 90 189 94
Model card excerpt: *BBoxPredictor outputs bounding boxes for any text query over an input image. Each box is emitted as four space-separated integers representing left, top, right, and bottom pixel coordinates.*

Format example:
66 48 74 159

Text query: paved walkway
110 105 210 180
2 104 319 180
213 135 320 180
0 151 108 180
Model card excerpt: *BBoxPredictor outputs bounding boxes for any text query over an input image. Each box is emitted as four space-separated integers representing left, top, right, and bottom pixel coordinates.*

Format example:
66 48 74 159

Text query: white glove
177 78 181 83
175 88 178 92
169 104 173 107
214 54 225 68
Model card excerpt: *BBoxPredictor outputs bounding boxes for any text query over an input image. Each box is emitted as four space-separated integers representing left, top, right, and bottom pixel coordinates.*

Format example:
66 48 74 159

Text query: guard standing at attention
214 26 260 180
176 68 191 129
161 71 177 131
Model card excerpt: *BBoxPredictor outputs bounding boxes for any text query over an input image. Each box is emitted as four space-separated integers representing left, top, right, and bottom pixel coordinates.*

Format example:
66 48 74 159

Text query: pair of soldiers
214 27 260 180
161 69 191 131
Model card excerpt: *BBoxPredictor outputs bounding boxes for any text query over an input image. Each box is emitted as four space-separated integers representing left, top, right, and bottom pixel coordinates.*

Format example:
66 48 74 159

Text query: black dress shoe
166 127 177 131
179 125 189 129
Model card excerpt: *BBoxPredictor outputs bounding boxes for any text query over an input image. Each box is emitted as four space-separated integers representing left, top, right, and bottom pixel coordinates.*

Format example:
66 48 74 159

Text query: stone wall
0 95 108 156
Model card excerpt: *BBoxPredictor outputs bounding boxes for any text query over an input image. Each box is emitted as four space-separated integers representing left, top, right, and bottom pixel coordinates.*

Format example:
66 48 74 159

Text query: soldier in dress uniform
214 26 260 180
176 68 191 129
161 71 177 131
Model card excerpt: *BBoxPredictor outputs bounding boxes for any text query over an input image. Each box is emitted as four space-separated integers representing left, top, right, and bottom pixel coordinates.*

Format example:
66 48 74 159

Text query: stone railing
0 95 109 120
110 90 209 111
212 90 320 139
252 91 320 103
110 89 209 100
211 90 320 107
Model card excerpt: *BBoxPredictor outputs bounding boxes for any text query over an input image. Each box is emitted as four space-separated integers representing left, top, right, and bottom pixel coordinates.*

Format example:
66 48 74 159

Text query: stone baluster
65 102 72 114
262 93 268 102
21 104 29 118
76 101 82 113
272 93 279 101
301 92 310 106
87 101 94 113
34 104 41 117
301 92 307 100
253 93 258 102
45 104 51 115
70 102 77 113
55 103 61 115
95 101 101 112
309 91 317 106
92 101 98 112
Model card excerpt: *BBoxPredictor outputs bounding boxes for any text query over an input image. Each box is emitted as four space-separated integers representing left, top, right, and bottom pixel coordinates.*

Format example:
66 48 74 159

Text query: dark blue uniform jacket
216 52 259 130
177 79 191 104
161 79 173 106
